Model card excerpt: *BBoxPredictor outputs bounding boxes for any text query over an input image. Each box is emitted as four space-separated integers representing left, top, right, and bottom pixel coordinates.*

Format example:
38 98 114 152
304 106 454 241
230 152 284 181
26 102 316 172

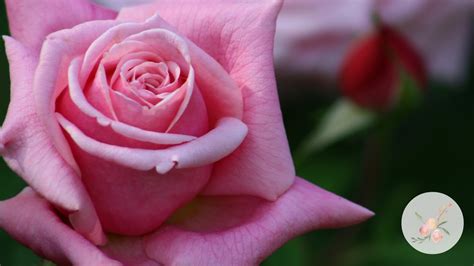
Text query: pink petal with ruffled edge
5 0 116 52
102 177 373 265
1 37 105 245
0 179 372 265
0 188 121 266
34 20 120 173
119 0 295 200
57 114 248 174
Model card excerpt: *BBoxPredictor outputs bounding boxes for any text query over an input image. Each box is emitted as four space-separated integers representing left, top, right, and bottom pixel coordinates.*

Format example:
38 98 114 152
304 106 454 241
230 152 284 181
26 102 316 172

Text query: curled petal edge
57 113 248 174
0 188 121 266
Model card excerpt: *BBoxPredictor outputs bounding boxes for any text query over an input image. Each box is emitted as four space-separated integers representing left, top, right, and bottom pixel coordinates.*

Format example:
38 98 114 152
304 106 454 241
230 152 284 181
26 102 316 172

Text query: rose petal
5 0 116 51
1 37 106 245
0 182 372 265
34 17 196 158
0 188 121 266
70 145 212 235
122 29 194 132
102 178 374 265
119 0 296 200
168 85 209 137
34 19 120 173
67 57 197 145
57 113 248 174
117 12 244 124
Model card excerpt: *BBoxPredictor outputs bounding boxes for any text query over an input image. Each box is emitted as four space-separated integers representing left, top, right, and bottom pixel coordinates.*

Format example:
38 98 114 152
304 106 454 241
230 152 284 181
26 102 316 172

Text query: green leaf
437 221 447 227
438 227 450 235
297 99 375 155
415 212 423 222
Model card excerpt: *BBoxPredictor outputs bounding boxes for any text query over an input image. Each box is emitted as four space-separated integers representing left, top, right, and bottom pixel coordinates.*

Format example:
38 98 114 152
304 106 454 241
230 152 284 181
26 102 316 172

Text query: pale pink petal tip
69 212 108 246
311 184 375 228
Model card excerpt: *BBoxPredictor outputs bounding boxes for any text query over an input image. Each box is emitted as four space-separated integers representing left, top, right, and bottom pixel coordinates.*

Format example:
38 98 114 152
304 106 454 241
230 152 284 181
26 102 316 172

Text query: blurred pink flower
419 217 437 238
431 229 444 243
275 0 473 83
419 224 430 237
340 24 426 110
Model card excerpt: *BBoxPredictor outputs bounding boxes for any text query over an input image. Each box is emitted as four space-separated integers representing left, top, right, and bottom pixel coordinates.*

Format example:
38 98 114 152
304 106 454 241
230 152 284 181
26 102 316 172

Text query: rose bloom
0 0 372 265
431 229 444 243
275 0 473 84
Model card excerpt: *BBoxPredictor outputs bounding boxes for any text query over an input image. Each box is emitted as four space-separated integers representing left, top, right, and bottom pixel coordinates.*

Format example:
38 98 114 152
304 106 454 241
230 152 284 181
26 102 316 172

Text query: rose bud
431 229 444 243
340 23 427 111
0 0 373 265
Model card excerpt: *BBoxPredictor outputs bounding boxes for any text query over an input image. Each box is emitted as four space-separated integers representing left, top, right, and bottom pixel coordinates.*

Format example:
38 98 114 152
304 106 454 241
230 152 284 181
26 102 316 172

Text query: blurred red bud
340 24 427 111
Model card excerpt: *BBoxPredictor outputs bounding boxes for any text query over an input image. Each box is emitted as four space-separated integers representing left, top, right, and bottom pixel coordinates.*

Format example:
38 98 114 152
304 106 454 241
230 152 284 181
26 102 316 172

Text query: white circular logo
401 192 464 254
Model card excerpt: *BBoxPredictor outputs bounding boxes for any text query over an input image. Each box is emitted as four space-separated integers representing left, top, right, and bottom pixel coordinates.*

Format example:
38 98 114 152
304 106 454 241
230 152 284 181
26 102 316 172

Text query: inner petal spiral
81 29 195 133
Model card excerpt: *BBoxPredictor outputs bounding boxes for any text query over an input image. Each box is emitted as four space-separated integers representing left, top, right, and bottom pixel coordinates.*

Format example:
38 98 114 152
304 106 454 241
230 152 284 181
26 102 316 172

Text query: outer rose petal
0 180 372 265
0 37 106 245
120 0 296 200
35 20 120 174
5 0 116 52
0 188 121 266
102 178 373 265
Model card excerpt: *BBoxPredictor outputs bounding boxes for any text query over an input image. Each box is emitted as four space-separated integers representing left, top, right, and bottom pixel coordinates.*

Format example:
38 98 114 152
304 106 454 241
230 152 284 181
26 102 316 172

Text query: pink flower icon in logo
412 203 452 244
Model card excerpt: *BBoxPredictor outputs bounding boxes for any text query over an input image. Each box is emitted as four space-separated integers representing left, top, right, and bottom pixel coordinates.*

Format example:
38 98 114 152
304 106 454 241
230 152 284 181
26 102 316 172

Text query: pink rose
275 0 473 83
0 0 372 265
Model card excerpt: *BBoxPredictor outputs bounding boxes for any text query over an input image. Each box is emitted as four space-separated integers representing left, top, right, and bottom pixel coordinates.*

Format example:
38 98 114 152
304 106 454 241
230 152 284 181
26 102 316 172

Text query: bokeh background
0 1 473 265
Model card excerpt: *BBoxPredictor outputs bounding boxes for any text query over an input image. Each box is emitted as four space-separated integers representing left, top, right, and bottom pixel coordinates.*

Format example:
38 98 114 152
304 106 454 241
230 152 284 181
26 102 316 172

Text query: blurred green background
0 2 472 266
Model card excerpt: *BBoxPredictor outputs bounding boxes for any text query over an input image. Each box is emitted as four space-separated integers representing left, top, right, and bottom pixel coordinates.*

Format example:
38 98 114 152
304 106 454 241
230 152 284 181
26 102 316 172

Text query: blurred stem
324 120 392 266
359 132 384 205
